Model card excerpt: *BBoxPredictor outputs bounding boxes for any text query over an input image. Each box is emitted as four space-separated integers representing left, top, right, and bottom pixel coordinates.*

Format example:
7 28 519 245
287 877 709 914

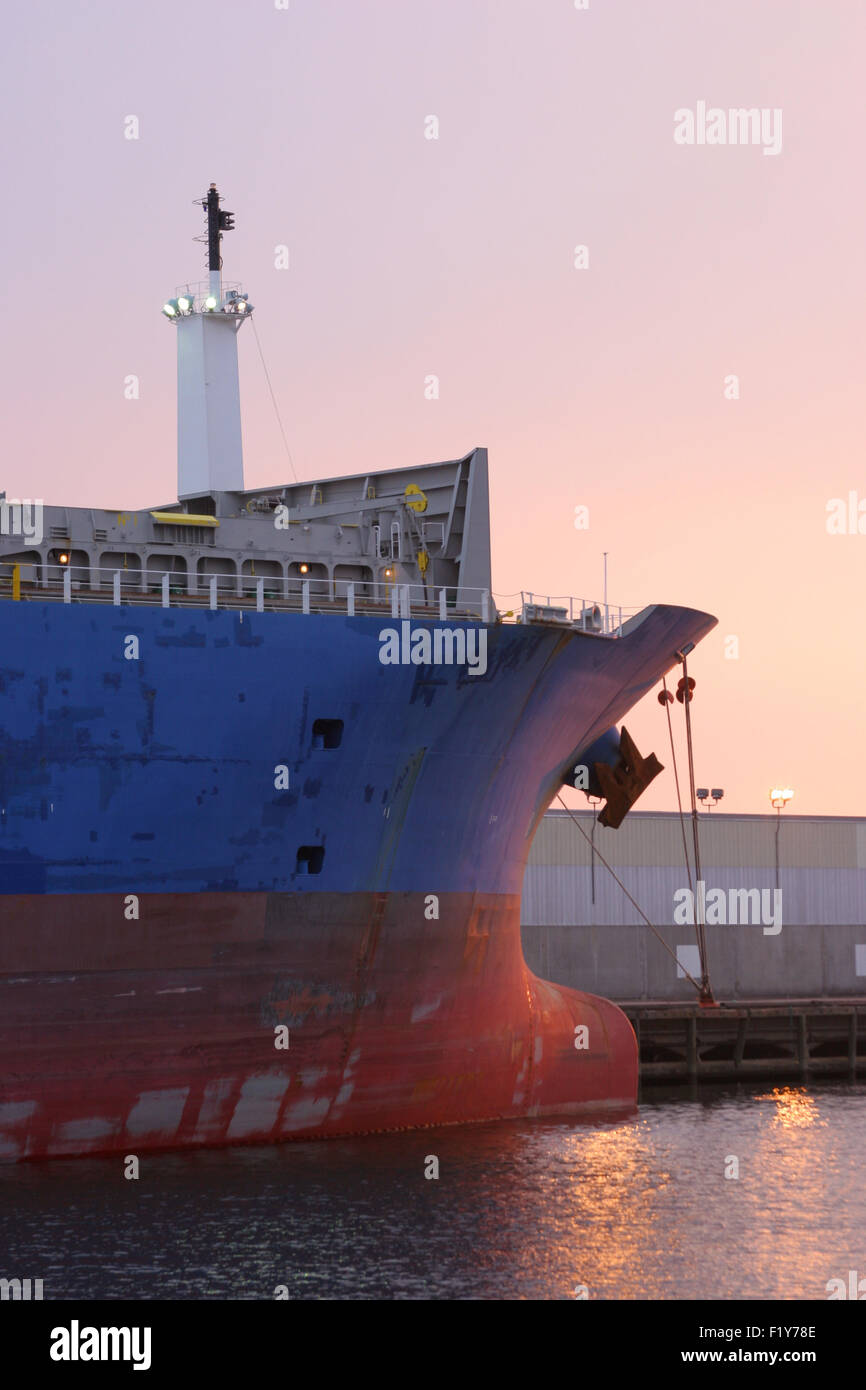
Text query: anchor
565 725 663 828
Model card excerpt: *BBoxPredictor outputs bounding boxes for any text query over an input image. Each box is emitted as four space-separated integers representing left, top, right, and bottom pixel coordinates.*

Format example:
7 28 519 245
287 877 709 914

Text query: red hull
0 892 637 1159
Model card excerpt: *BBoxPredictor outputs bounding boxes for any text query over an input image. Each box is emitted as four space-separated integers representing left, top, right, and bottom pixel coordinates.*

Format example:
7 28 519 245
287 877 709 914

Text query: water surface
2 1082 863 1300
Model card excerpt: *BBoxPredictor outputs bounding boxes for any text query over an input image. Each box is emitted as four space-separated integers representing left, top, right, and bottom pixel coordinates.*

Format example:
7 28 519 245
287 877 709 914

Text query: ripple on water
0 1082 863 1299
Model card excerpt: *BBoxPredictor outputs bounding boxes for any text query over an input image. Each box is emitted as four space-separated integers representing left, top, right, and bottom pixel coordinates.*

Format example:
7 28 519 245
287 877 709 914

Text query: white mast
164 183 252 500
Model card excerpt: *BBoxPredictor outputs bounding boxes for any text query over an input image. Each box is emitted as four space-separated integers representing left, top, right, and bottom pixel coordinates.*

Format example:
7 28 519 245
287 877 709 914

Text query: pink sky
3 0 864 815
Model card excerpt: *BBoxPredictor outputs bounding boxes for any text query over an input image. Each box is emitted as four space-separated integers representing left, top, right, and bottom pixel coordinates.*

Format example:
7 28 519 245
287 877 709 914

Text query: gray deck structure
0 450 492 610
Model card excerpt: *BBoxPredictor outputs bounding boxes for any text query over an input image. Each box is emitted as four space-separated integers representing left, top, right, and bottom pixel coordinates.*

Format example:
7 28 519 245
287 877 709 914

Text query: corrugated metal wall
522 811 866 923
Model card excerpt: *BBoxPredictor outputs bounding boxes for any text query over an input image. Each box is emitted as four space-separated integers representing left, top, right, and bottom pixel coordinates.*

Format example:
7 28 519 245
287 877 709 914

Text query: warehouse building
521 811 866 1000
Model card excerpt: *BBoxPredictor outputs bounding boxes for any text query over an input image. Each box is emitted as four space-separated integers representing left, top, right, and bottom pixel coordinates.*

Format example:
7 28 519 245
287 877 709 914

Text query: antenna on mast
202 183 235 306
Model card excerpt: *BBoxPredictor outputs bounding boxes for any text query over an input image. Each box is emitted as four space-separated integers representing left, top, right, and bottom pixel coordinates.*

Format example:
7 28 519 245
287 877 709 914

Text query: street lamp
770 787 794 890
587 793 603 904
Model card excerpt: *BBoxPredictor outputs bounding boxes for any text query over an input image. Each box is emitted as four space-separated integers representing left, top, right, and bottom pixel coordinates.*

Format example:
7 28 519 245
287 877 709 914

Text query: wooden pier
621 998 866 1085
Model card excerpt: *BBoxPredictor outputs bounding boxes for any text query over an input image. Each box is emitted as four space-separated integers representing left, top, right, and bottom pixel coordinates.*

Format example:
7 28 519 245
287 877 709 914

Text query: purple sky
3 0 865 815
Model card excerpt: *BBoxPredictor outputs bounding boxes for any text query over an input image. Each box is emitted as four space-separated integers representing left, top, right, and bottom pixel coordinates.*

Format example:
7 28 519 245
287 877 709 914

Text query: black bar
7 1298 862 1374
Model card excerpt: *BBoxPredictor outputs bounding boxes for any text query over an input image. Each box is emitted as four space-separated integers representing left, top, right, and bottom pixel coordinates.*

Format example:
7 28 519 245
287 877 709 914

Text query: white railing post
391 586 399 618
347 583 355 617
161 574 170 608
113 572 121 607
63 568 71 603
209 576 218 610
438 588 446 621
256 578 264 613
302 580 310 614
481 589 490 623
399 585 410 619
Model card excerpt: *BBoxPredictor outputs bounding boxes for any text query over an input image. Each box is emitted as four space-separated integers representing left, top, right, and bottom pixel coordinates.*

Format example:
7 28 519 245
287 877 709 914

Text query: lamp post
770 787 794 891
588 794 602 904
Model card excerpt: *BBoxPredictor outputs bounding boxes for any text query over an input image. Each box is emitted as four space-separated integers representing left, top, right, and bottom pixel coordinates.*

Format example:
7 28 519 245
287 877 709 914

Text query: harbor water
1 1081 863 1301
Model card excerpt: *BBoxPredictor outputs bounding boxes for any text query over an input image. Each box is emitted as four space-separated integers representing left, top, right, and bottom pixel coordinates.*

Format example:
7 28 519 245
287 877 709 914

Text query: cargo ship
0 186 716 1160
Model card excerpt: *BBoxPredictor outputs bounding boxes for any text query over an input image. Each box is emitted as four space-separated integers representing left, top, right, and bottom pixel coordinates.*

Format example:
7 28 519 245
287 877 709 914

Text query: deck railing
0 563 632 634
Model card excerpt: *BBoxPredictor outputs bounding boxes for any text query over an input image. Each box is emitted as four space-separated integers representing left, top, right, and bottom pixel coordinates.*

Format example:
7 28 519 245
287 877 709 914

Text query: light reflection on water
0 1082 862 1300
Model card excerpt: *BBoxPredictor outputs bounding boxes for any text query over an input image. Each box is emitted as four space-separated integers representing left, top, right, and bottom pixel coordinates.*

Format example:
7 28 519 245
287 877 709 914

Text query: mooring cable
554 792 704 996
677 650 715 1004
251 315 299 484
661 674 694 900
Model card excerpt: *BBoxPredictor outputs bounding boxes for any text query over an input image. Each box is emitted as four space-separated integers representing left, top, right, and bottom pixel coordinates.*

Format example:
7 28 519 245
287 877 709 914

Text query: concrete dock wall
521 921 866 1001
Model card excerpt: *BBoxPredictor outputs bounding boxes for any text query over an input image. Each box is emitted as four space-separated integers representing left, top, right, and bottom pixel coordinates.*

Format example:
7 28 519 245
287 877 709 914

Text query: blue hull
0 603 714 897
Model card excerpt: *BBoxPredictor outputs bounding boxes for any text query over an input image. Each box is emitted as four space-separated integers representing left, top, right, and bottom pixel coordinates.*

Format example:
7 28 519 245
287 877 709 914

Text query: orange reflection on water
471 1118 681 1299
743 1087 833 1296
754 1086 823 1129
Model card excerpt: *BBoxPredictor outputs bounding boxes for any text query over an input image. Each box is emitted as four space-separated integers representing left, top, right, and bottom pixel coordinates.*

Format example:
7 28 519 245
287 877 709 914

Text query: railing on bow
517 592 640 636
0 563 634 634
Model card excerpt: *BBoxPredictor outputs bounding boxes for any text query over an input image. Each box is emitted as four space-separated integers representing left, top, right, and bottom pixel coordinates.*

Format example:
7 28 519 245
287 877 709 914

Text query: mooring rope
677 650 714 1003
555 792 704 996
661 674 694 900
251 315 299 484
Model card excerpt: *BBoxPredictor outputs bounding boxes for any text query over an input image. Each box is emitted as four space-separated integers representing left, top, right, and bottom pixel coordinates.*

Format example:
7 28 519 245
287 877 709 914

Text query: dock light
697 788 709 802
299 563 309 575
177 294 194 313
770 788 794 890
204 294 218 311
711 789 724 802
698 787 724 811
162 299 179 318
58 553 69 564
384 567 393 578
